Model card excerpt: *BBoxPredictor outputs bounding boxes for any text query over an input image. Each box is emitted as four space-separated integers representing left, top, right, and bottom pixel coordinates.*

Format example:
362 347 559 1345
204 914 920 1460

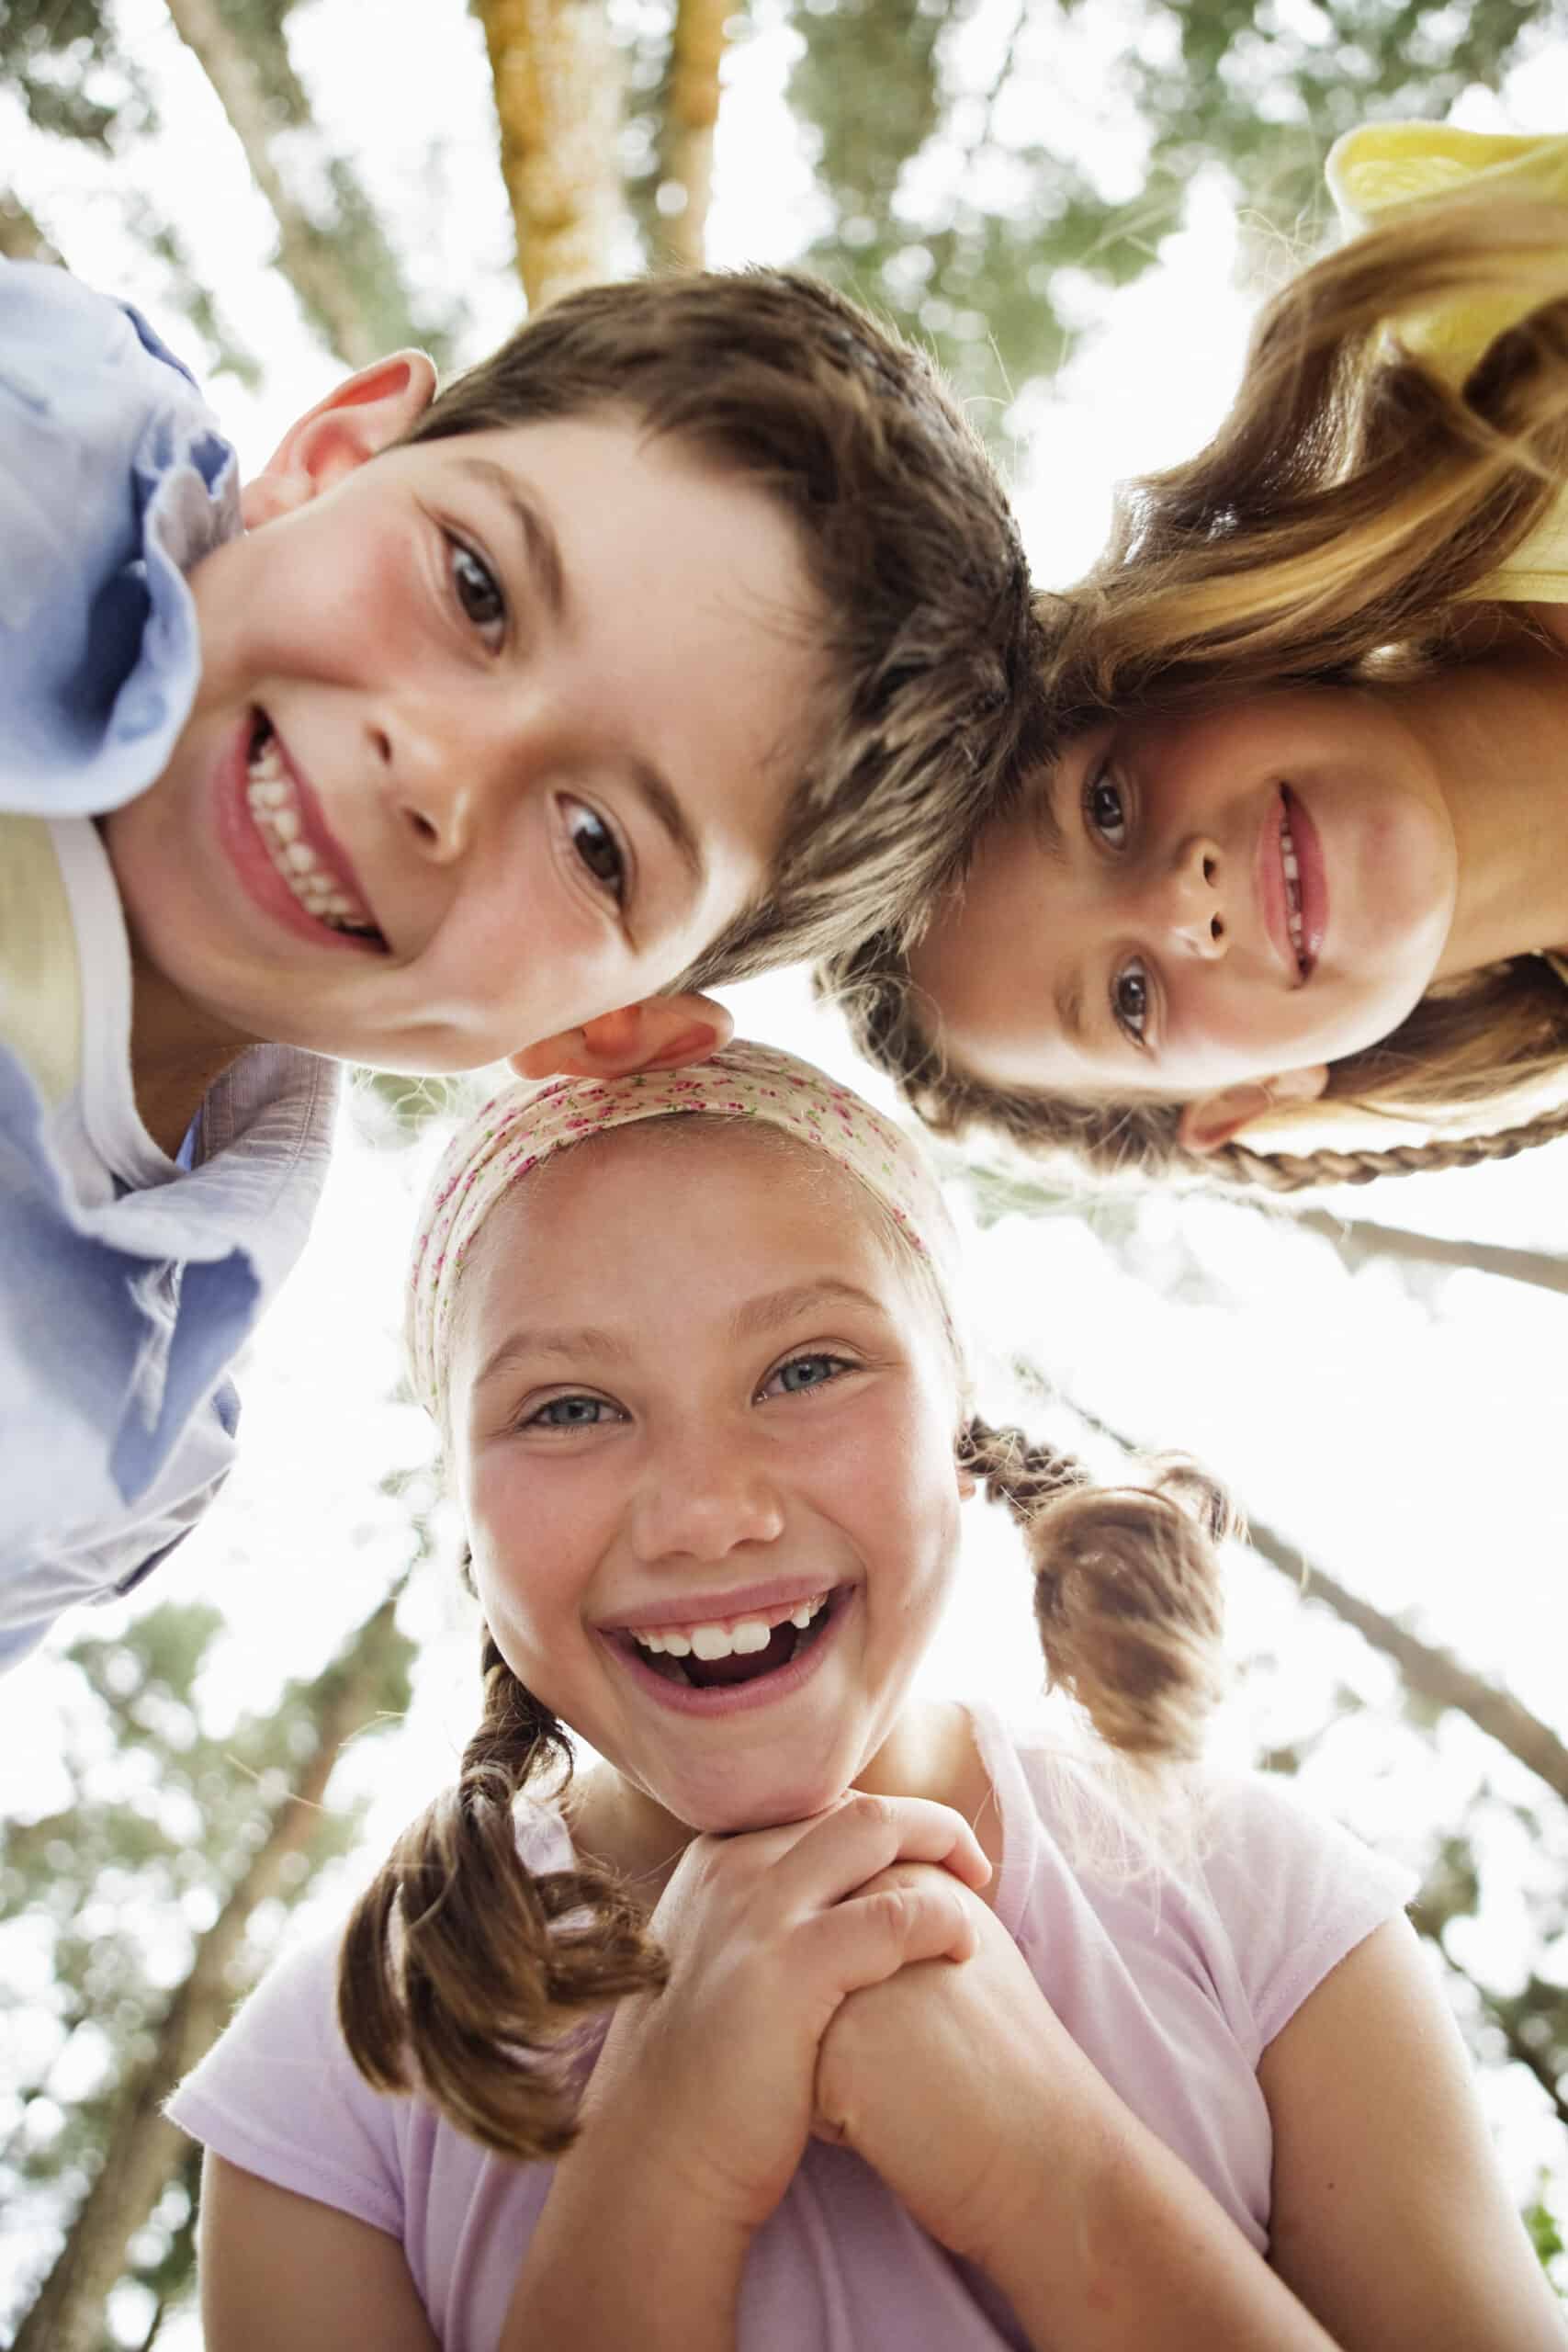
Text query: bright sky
4 3 1568 2335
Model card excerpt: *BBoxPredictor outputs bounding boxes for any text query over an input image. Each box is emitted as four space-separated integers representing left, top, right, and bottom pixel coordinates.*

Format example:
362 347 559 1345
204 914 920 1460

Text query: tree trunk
658 0 731 268
1294 1210 1568 1300
10 1587 408 2352
475 0 626 307
160 0 383 366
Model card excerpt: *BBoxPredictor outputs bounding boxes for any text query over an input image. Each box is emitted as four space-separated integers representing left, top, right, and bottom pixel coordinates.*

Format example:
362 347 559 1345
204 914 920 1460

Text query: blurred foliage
0 1592 415 2344
0 0 455 373
781 0 1550 438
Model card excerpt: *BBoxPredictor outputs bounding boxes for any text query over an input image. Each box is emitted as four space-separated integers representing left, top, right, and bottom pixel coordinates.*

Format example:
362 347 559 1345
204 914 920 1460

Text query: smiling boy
0 258 1043 1667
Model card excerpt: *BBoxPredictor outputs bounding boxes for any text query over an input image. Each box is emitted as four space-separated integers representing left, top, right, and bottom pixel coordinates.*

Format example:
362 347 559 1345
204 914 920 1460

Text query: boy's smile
102 389 822 1091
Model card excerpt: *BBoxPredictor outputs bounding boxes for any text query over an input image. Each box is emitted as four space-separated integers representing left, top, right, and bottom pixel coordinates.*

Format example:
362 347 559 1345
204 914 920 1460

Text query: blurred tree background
3 0 1568 2342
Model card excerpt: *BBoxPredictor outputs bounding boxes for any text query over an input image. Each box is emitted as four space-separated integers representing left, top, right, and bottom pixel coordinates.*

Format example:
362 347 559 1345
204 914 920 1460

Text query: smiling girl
829 125 1568 1194
168 1045 1560 2350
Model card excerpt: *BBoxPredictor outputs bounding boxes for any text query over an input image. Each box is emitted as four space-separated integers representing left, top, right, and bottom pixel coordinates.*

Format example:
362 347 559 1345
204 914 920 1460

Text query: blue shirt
0 261 339 1670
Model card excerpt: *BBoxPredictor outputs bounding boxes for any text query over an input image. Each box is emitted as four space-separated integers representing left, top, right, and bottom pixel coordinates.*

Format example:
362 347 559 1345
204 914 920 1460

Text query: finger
798 1871 980 2002
788 1792 991 1902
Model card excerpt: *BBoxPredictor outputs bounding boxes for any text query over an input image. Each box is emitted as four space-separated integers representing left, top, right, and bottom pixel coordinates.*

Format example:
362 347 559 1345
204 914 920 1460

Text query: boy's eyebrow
452 456 567 621
630 758 704 889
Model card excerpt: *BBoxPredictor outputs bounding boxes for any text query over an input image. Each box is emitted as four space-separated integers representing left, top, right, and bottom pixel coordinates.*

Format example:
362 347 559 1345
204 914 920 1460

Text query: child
0 258 1043 1666
168 1044 1560 2350
826 125 1568 1197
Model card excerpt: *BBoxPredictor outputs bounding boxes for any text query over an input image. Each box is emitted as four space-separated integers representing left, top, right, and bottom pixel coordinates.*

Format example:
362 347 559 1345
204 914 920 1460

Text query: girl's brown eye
1111 960 1149 1042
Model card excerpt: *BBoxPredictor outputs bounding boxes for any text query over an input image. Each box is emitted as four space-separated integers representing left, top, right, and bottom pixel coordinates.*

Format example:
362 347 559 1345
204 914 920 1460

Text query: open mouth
622 1588 840 1693
244 715 387 947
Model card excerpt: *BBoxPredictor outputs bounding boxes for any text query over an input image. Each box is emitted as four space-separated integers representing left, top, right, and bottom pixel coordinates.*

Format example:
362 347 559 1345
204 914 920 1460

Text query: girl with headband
170 1045 1558 2347
829 125 1568 1197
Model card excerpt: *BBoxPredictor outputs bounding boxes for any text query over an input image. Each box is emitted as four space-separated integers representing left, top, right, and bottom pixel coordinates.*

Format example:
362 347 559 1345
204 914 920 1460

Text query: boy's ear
1177 1063 1329 1155
239 350 439 530
508 995 734 1081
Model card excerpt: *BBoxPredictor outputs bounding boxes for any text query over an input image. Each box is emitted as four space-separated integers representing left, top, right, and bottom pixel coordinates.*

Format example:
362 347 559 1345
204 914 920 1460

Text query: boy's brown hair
403 268 1048 983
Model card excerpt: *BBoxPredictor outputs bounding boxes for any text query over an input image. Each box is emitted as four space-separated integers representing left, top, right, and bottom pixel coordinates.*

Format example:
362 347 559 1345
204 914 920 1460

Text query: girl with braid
169 1044 1557 2350
829 125 1568 1197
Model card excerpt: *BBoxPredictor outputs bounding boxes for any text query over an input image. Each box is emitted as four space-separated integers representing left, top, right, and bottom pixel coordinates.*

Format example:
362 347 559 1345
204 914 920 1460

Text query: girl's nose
1146 835 1226 960
628 1441 786 1566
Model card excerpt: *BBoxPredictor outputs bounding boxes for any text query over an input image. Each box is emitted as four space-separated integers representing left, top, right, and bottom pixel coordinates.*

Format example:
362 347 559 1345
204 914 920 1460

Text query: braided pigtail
962 1417 1235 1763
1209 1091 1568 1193
339 1630 666 2161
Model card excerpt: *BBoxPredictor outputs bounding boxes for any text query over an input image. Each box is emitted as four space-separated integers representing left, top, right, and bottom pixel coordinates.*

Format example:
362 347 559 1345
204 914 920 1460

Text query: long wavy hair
825 182 1568 1194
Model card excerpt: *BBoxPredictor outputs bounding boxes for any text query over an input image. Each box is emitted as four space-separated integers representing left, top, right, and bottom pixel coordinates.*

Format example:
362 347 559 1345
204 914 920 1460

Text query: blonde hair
339 1085 1235 2158
825 183 1568 1193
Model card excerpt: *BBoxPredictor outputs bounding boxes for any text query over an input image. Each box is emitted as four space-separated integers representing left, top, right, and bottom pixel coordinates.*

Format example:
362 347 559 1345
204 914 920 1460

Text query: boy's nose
1144 836 1227 960
369 700 526 863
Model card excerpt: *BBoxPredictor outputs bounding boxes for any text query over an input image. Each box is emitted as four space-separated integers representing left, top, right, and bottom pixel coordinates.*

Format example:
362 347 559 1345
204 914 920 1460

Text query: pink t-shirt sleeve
167 1928 404 2236
1195 1772 1419 2053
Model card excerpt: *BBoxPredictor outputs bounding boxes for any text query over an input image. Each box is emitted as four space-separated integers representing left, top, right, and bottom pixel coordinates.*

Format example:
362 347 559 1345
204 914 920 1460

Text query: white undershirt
0 811 174 1207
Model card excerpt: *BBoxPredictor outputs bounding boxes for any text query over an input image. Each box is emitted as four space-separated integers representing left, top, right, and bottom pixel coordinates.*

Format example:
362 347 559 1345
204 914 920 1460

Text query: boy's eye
526 1394 618 1429
447 536 506 642
564 799 627 905
1085 765 1128 850
1111 958 1150 1045
765 1351 853 1398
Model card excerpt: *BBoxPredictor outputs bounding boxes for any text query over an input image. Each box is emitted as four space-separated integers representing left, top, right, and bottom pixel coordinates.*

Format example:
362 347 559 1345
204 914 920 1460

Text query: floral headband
406 1040 960 1417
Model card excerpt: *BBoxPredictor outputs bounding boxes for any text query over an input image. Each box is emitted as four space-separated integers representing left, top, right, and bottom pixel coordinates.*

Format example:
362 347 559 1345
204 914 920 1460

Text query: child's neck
1400 641 1568 974
126 938 250 1159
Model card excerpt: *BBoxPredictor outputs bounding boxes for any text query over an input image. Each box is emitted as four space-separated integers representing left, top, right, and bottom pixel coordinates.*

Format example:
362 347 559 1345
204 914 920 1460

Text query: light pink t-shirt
169 1707 1415 2351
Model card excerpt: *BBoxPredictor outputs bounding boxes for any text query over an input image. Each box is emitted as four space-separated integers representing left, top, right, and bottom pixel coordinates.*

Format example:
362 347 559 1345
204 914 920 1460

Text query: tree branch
1293 1210 1568 1300
159 0 412 367
1056 1384 1568 1811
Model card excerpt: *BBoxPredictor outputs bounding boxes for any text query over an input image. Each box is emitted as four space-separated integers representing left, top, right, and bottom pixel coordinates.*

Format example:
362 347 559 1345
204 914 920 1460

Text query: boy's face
104 366 823 1077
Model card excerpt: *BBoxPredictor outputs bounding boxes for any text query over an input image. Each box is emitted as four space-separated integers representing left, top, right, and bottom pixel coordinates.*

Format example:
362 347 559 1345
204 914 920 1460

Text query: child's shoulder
994 1712 1416 2046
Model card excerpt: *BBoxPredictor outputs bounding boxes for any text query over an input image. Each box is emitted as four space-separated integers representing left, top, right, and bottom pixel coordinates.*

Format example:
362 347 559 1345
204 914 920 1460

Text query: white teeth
1280 814 1305 962
244 726 376 937
628 1590 829 1659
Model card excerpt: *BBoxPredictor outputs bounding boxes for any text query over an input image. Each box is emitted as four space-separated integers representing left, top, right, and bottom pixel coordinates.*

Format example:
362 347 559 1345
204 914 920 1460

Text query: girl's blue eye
449 537 506 639
565 800 627 905
1111 958 1150 1045
528 1395 615 1429
1085 766 1128 850
770 1352 852 1396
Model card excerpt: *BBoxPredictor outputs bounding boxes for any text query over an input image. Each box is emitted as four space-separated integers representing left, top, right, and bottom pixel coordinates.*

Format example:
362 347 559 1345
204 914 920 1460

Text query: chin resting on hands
574 1793 991 2241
